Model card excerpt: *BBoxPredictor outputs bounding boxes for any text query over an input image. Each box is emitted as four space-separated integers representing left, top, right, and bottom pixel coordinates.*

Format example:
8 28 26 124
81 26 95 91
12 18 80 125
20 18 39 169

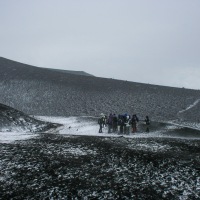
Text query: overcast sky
0 0 200 89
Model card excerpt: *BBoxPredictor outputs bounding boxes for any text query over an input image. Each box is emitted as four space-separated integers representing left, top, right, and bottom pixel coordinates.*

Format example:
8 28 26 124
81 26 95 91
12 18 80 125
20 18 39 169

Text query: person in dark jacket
107 113 113 133
118 115 124 134
112 114 118 133
98 114 105 133
145 116 150 132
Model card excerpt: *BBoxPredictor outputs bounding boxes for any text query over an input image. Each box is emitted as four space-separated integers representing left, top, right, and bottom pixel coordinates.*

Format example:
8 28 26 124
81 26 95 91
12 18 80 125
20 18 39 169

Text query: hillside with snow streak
1 57 200 123
177 99 200 122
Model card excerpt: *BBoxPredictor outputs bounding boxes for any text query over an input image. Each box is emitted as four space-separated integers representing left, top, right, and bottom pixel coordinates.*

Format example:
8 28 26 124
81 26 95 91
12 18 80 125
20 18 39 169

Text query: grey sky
0 0 200 89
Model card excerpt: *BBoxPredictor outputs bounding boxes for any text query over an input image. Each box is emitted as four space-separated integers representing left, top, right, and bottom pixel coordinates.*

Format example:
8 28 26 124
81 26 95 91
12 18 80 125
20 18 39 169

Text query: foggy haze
0 0 200 89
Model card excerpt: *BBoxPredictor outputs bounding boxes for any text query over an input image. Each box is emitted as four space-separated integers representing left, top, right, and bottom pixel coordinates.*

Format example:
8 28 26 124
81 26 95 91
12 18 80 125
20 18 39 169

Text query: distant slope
0 57 94 79
48 68 94 77
0 57 200 122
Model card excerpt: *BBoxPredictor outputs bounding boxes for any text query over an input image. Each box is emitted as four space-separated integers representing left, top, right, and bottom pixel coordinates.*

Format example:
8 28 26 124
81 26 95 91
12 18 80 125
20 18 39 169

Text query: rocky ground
0 129 199 199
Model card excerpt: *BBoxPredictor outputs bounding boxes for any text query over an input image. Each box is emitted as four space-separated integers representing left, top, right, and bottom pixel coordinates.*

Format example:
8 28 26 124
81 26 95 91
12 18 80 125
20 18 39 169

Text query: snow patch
134 143 171 152
0 131 38 143
168 121 200 131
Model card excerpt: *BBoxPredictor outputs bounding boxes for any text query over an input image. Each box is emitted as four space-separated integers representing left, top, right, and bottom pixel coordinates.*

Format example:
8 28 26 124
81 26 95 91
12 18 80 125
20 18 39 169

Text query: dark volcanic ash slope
0 57 93 78
0 57 200 122
47 68 94 77
0 103 61 132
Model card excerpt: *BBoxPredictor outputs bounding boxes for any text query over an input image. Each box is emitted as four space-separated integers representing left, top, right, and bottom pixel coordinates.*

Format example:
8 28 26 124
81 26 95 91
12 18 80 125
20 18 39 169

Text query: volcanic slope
0 57 93 79
0 103 61 133
0 57 200 122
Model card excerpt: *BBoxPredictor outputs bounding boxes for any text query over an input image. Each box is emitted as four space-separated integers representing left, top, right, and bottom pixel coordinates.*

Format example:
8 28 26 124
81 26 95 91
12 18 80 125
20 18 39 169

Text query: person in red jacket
131 114 139 133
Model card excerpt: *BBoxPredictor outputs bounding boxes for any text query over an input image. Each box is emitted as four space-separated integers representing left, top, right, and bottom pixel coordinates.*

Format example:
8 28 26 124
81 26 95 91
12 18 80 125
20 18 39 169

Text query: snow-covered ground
36 116 200 140
0 131 39 144
1 116 200 144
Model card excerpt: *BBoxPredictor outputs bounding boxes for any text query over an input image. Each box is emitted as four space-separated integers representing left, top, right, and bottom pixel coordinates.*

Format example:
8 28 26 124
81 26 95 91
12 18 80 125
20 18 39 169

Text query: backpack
145 118 150 125
98 117 104 125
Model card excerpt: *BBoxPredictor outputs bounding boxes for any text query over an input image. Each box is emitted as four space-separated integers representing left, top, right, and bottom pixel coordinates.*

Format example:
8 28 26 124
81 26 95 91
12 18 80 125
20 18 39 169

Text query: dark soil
0 133 199 199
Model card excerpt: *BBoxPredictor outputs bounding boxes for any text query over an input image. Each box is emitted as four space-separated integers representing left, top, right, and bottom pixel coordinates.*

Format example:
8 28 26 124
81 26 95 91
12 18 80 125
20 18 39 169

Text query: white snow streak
178 99 200 114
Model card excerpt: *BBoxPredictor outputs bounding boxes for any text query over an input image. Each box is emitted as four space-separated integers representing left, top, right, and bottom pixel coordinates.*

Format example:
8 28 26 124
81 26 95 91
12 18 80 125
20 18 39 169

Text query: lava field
0 133 199 199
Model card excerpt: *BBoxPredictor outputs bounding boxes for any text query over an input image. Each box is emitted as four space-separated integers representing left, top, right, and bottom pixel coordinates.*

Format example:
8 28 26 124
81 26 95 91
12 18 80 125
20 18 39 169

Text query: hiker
131 114 139 133
107 113 113 133
103 115 107 127
118 115 124 134
112 114 118 133
145 116 150 132
123 114 131 134
98 113 105 133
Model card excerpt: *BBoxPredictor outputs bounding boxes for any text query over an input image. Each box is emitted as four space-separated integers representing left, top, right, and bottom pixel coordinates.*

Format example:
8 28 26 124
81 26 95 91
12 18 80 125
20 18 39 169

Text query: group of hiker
98 113 150 134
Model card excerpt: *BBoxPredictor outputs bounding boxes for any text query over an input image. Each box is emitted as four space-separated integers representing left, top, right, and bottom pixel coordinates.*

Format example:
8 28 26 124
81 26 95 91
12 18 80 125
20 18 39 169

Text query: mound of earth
0 103 62 132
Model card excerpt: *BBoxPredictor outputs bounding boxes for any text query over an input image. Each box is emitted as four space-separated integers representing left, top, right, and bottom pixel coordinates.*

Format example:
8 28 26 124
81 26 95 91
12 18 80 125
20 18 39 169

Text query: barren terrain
0 116 200 199
0 131 200 199
0 57 200 122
